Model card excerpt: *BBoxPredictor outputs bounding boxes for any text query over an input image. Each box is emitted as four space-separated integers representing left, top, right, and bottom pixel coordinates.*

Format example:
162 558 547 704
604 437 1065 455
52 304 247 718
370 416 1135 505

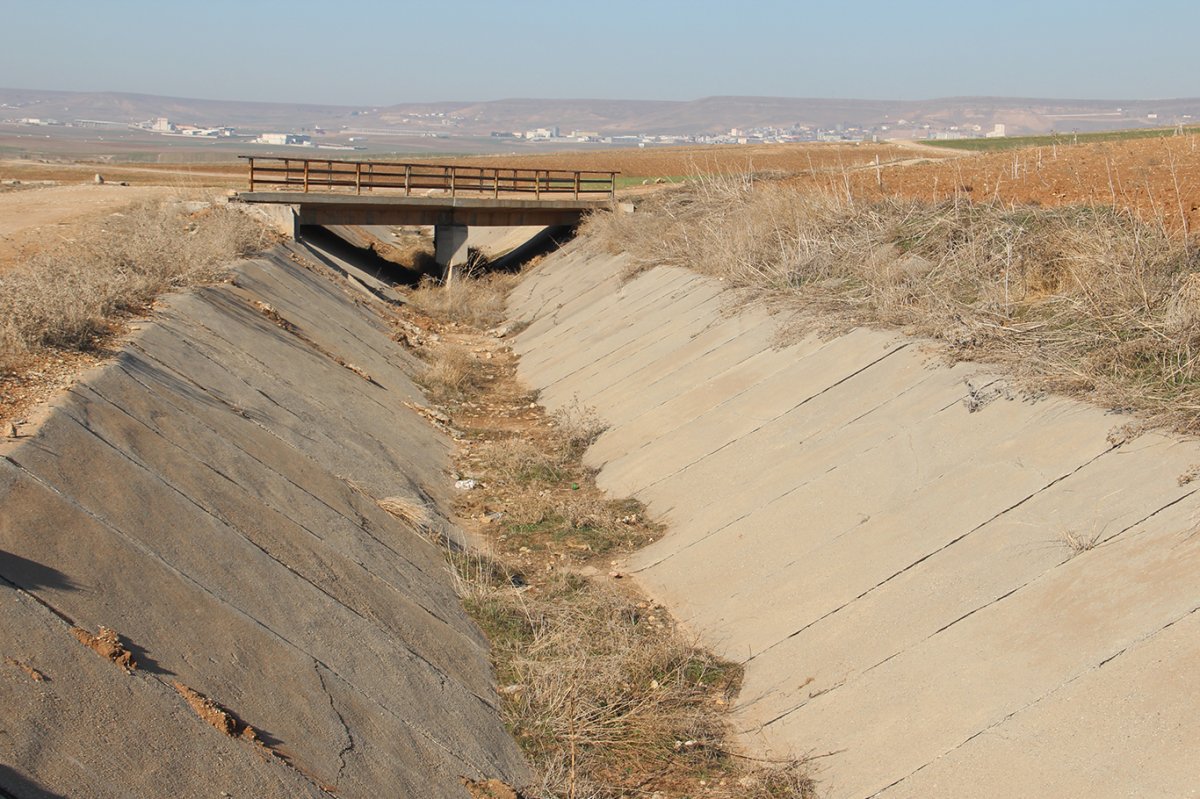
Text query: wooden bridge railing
242 156 618 199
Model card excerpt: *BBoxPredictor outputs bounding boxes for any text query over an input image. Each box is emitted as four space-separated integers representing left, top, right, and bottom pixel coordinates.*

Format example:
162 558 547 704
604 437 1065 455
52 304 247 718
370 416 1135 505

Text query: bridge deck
236 191 610 227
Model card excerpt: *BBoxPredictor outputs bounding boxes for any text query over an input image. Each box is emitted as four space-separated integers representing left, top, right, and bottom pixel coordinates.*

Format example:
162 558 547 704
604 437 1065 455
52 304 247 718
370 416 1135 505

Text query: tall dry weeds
415 343 487 403
0 199 269 371
406 270 519 328
584 175 1200 433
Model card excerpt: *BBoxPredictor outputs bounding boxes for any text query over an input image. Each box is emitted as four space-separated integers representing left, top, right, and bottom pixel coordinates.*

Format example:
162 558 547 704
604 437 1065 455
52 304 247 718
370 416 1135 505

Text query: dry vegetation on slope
585 173 1200 435
0 199 270 424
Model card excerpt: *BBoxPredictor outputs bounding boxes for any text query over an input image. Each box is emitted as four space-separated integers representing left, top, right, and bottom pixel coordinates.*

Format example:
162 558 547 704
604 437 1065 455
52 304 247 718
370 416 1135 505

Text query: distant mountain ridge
3 87 1198 136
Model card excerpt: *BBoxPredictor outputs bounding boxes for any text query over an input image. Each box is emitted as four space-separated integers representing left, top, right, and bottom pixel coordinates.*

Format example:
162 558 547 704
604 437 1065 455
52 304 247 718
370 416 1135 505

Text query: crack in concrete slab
630 343 914 572
869 604 1200 798
79 372 468 636
316 660 355 791
3 454 509 780
748 443 1118 675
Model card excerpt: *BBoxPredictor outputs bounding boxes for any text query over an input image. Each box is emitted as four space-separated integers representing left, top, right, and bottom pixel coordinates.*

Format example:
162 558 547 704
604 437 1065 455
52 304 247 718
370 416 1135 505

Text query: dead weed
407 271 520 328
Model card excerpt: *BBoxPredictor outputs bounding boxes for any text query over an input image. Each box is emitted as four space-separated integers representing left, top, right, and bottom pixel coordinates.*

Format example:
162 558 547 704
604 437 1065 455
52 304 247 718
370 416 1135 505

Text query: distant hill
3 87 1199 136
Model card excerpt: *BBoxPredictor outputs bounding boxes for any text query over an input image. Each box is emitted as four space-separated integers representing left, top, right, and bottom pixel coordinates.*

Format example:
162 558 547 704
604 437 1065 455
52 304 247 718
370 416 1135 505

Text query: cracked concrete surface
0 243 528 798
508 241 1200 798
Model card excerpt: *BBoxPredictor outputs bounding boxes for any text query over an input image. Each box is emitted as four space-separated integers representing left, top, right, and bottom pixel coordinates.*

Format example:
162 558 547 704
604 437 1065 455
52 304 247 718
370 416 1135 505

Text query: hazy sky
2 0 1196 105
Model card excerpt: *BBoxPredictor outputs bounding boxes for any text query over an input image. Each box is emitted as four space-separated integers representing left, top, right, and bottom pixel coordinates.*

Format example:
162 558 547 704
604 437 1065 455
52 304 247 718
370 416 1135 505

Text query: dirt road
0 183 207 266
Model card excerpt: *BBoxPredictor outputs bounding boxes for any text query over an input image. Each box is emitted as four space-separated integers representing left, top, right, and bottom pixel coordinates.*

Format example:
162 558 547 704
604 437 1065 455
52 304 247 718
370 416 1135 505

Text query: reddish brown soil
3 656 47 682
449 137 1200 233
70 626 136 673
446 141 931 180
172 681 260 742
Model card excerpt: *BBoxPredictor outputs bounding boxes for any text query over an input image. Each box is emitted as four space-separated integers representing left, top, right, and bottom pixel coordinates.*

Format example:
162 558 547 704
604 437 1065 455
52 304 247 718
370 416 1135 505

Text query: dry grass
406 270 520 328
449 559 803 799
0 199 269 372
466 399 654 562
415 343 488 403
585 174 1200 434
377 495 432 529
1061 525 1104 554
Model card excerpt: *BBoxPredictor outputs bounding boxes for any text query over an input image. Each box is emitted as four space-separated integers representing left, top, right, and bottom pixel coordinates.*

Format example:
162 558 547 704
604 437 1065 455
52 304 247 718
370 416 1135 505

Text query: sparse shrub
1061 526 1104 555
406 271 519 328
552 396 608 458
415 343 485 402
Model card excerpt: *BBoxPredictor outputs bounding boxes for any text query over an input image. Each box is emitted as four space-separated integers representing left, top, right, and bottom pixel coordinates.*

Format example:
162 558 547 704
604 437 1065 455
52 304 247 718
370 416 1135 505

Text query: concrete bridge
234 156 618 270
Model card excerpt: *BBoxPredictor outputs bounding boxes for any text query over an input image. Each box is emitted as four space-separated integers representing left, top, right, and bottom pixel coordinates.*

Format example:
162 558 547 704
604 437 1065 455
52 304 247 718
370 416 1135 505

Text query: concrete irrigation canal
3 223 1200 797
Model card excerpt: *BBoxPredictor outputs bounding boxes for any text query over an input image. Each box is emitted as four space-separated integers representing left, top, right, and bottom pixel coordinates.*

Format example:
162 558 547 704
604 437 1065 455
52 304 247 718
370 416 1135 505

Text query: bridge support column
434 224 469 283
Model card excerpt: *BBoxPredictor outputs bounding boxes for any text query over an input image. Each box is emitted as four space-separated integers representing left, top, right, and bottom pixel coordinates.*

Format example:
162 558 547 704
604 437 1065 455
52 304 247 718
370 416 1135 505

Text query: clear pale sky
2 0 1195 104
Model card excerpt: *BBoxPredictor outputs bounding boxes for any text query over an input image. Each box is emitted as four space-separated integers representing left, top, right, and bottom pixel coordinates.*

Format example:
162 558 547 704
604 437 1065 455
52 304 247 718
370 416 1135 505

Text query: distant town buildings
255 132 312 146
135 117 234 137
4 102 1195 156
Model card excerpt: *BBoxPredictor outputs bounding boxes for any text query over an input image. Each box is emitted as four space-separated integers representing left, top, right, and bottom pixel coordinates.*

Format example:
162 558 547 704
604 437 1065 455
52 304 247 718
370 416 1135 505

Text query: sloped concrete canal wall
0 244 528 798
509 242 1200 798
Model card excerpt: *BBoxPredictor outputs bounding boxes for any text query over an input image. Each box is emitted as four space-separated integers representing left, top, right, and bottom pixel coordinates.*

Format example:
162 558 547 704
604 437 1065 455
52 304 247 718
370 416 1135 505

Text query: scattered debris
962 379 1006 413
1107 421 1145 447
252 300 297 333
455 478 478 491
403 400 451 425
1178 464 1200 486
338 360 374 383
